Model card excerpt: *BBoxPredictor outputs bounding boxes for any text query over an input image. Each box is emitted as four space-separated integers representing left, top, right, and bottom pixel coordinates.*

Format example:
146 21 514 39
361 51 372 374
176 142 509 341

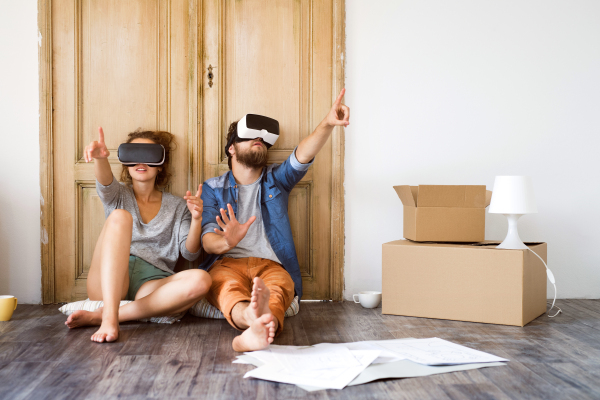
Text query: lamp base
496 214 529 250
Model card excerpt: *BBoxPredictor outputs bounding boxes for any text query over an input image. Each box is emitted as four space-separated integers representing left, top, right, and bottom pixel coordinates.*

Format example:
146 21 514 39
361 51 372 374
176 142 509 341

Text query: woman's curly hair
120 129 176 189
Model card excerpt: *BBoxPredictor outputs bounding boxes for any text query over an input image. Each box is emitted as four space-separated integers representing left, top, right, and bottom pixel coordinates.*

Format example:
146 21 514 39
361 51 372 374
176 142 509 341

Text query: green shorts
127 256 171 300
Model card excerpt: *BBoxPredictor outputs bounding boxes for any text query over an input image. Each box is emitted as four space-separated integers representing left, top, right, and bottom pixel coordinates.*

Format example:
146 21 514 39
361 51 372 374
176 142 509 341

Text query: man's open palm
214 203 256 249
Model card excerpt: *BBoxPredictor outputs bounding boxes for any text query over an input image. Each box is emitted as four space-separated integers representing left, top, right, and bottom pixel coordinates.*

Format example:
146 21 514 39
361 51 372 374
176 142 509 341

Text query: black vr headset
117 143 165 167
225 114 280 157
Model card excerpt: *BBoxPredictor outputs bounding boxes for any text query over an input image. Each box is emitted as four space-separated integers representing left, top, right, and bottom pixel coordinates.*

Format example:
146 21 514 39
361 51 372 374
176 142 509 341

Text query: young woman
66 127 211 343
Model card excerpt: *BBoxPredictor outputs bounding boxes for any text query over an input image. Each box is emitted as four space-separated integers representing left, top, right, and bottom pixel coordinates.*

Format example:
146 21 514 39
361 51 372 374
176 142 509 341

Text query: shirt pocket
262 188 286 219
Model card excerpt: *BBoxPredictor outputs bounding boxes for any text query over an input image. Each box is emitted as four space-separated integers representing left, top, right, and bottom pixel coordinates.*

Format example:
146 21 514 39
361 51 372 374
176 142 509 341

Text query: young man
200 89 350 351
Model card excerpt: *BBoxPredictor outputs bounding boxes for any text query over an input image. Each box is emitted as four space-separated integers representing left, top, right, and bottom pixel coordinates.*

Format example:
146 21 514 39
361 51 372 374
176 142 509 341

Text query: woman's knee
106 209 133 228
181 269 212 300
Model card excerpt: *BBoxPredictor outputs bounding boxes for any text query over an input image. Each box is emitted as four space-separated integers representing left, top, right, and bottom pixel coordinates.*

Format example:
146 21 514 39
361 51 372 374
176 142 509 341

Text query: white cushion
58 299 184 324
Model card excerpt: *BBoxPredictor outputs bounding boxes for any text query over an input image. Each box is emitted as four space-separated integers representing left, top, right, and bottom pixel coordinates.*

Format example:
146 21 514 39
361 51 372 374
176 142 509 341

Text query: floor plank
0 301 599 399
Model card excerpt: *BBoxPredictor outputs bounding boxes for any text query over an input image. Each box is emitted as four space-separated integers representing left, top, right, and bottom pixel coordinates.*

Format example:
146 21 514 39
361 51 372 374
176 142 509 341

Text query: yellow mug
0 295 18 321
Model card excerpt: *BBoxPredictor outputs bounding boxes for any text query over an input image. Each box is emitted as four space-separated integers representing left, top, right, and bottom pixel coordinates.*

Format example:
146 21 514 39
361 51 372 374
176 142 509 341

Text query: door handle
207 64 215 88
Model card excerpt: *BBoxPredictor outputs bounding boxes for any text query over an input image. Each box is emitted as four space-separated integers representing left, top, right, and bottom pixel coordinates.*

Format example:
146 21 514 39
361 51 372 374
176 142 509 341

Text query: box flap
393 185 415 207
410 186 419 205
417 185 487 208
485 190 492 207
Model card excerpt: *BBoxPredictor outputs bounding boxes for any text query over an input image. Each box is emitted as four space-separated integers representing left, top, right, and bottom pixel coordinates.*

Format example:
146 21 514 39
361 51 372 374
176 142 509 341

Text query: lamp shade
489 176 538 214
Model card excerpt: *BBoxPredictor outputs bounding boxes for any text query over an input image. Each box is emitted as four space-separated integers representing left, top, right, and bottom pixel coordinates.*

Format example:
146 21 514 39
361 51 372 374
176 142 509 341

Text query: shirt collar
227 167 266 189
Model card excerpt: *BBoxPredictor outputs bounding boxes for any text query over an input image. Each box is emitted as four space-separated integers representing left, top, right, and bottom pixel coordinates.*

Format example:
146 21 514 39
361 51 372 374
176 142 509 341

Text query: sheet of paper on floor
270 344 361 371
349 337 508 365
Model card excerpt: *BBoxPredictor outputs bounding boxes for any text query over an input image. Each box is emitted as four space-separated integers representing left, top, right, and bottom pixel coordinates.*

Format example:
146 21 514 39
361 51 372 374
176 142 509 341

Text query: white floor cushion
58 299 184 324
59 296 300 324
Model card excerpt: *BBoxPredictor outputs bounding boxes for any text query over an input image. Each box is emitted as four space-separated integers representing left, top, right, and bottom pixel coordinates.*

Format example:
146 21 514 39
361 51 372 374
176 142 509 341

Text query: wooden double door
43 0 345 303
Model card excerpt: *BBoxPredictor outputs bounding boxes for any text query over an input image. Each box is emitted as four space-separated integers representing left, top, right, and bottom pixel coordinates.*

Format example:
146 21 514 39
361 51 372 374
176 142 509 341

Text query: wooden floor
1 300 600 399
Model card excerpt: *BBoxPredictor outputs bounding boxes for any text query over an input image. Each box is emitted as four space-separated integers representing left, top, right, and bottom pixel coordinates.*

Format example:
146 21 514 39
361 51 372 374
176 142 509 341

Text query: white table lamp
489 176 537 249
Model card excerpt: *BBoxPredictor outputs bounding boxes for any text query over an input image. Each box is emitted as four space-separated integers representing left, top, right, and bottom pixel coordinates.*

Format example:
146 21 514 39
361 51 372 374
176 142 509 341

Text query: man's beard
234 142 268 169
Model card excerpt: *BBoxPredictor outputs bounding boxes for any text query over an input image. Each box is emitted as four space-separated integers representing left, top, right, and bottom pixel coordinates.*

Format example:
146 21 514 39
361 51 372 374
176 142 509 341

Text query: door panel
52 0 191 302
80 0 161 155
222 0 310 154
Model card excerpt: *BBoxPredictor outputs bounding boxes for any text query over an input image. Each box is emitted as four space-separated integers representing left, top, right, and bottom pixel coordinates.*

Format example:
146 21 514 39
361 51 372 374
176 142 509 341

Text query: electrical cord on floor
528 247 562 318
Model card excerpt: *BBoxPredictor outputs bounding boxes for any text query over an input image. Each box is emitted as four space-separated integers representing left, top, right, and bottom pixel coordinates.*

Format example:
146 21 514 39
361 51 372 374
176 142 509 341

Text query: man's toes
267 322 276 336
256 313 273 327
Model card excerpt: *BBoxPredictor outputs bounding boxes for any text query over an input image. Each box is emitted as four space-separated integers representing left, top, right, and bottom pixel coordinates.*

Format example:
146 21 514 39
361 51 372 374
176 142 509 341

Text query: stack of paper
235 337 508 391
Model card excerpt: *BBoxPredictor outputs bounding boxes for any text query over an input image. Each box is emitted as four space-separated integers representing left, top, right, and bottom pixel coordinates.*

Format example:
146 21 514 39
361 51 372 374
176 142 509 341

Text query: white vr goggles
225 114 280 156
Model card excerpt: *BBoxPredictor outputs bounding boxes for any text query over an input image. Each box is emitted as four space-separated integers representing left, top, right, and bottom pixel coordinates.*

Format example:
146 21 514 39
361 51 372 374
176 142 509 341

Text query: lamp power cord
527 247 562 318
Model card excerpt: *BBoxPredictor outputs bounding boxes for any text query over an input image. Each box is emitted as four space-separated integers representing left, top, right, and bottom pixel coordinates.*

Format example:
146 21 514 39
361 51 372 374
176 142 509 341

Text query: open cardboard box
382 240 547 327
394 185 492 242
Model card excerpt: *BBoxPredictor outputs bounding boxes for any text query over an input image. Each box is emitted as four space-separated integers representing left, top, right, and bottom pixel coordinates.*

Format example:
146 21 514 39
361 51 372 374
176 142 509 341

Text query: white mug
353 291 382 309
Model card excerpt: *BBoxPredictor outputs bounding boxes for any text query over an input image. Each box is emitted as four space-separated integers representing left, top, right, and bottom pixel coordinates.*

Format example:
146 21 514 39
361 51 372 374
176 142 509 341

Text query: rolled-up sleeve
272 146 314 192
96 176 122 214
201 183 221 239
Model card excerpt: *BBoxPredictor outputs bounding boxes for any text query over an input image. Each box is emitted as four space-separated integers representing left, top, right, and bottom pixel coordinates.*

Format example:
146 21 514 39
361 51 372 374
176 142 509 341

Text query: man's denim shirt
199 148 313 299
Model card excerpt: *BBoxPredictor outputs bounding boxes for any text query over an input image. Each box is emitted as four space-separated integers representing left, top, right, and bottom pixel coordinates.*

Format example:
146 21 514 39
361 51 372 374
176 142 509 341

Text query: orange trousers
206 257 295 336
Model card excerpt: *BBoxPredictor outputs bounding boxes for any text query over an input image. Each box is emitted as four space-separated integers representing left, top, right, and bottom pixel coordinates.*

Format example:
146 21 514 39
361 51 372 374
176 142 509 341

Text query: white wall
345 0 600 300
0 0 41 304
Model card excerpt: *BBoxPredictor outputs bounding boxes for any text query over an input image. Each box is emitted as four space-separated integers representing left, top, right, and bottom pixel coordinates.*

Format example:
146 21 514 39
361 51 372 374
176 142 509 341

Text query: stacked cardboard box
382 185 547 327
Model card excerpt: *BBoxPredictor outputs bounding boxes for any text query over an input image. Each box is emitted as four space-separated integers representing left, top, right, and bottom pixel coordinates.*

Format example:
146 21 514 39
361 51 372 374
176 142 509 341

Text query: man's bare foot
91 318 120 343
243 277 271 325
65 309 103 329
232 313 276 352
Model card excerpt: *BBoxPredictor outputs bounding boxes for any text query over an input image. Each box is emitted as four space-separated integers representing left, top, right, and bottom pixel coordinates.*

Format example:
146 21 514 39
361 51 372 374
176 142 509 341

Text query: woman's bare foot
232 313 276 352
243 277 271 325
65 309 103 329
91 318 120 343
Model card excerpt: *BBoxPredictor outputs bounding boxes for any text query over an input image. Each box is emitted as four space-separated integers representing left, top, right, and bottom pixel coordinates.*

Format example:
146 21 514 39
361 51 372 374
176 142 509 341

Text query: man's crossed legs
206 257 295 352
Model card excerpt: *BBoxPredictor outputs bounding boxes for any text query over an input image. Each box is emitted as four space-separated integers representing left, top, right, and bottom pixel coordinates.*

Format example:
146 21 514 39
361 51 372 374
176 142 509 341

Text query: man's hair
120 129 176 189
225 120 239 170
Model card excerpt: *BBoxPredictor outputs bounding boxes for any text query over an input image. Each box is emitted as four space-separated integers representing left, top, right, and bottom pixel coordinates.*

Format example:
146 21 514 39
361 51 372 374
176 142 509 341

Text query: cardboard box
394 185 492 242
382 240 547 326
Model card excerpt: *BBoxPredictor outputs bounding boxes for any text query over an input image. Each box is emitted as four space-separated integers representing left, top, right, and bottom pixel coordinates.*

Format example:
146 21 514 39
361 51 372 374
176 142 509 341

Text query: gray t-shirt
222 177 281 264
96 177 201 274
